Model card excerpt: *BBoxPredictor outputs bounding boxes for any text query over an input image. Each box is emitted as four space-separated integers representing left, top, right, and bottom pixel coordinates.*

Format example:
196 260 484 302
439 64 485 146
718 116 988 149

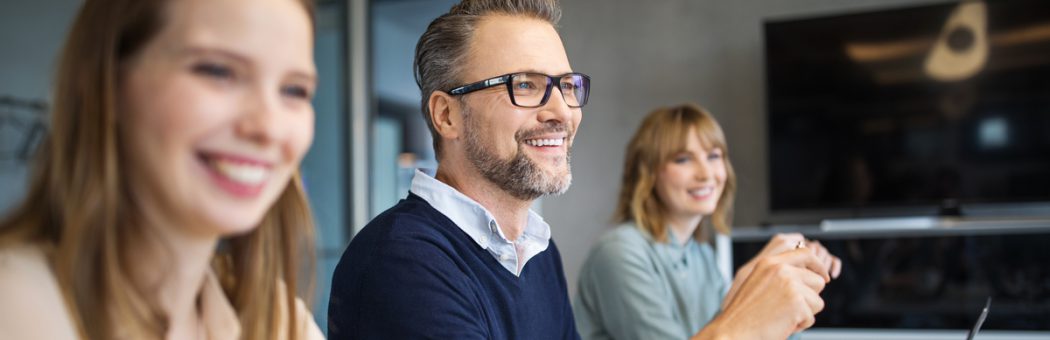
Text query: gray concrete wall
546 0 951 296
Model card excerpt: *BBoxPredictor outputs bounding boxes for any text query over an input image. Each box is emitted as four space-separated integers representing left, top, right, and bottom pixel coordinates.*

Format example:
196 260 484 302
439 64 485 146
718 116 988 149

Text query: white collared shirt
410 169 551 276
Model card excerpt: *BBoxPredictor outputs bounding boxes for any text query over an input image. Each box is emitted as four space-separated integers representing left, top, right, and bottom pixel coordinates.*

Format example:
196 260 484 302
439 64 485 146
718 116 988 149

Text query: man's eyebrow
512 69 574 75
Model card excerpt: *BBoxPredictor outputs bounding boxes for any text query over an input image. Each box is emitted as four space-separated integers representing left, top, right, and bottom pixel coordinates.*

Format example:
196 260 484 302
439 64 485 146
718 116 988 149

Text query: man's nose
536 85 573 124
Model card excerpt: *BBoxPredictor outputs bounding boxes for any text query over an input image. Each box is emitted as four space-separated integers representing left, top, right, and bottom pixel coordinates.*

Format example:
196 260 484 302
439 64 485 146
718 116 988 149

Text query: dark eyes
192 62 234 80
515 81 537 90
673 151 723 164
281 85 312 100
193 62 312 101
516 81 576 90
510 79 577 95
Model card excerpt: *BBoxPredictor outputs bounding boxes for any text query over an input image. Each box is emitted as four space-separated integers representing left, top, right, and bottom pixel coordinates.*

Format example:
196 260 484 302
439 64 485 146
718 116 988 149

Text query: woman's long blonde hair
613 103 737 243
0 0 316 338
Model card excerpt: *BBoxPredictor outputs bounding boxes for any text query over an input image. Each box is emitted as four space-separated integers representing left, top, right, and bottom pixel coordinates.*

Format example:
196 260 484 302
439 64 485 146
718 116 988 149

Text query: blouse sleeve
575 237 691 340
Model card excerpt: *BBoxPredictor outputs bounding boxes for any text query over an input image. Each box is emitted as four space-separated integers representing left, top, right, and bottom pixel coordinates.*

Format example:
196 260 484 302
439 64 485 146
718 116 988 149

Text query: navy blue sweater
328 193 580 340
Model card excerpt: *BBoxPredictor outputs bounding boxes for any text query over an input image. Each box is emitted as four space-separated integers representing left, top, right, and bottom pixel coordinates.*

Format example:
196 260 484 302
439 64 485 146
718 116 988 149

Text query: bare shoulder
0 244 79 339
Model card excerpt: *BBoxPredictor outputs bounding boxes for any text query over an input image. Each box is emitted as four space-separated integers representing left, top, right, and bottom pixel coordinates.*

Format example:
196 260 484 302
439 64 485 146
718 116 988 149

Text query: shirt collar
410 169 551 276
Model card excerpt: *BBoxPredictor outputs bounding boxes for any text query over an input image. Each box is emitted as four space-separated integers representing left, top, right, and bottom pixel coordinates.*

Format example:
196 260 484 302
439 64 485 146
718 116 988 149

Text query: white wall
546 0 952 296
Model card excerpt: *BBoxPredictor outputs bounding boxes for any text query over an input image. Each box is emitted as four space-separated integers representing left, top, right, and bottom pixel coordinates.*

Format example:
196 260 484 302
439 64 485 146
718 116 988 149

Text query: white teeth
213 159 269 184
525 138 565 147
690 187 714 196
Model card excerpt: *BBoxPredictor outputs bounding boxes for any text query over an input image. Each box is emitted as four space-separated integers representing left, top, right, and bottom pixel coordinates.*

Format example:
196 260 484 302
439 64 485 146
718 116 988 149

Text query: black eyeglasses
447 72 590 108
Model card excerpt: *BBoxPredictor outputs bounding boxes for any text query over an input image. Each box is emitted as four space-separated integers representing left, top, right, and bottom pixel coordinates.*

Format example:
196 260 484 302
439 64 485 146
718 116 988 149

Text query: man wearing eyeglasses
328 0 833 339
328 0 585 338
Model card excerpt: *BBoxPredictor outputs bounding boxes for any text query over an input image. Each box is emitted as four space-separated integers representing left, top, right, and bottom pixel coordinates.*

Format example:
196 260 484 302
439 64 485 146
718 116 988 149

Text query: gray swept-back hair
414 0 561 157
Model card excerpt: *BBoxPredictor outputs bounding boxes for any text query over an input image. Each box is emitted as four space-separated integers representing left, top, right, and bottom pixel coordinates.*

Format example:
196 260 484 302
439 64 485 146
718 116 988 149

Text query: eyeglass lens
508 73 589 108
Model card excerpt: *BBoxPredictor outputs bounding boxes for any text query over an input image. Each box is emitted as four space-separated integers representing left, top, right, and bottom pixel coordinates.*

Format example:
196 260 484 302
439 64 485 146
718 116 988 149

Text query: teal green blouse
573 223 727 339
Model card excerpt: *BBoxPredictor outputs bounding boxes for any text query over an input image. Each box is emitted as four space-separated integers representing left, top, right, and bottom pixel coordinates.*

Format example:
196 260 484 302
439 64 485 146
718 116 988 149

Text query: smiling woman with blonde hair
615 103 737 242
574 103 843 340
0 0 324 338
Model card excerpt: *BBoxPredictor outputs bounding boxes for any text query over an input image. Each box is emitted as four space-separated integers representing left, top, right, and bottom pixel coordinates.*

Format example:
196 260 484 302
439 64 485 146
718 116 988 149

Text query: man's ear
428 91 462 141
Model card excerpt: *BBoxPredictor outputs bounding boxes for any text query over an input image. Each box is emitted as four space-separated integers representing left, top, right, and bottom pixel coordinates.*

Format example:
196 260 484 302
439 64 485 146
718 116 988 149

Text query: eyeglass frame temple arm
447 76 510 95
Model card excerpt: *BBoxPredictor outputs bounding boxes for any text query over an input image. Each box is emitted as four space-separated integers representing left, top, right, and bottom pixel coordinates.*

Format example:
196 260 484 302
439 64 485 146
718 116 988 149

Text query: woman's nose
235 89 283 145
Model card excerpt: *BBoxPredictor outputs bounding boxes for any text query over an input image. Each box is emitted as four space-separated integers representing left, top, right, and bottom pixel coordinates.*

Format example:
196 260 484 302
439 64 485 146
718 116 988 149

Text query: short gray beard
462 106 573 201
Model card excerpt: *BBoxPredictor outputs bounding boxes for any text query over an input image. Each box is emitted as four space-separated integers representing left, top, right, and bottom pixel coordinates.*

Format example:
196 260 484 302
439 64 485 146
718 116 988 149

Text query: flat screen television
765 0 1050 220
733 230 1050 331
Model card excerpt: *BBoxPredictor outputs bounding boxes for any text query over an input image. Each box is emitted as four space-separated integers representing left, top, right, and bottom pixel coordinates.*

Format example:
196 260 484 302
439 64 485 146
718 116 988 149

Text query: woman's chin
195 204 270 237
215 219 265 237
195 183 285 236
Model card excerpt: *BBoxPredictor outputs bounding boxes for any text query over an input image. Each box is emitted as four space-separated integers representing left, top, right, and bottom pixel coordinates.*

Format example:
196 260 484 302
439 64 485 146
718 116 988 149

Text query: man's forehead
462 14 572 80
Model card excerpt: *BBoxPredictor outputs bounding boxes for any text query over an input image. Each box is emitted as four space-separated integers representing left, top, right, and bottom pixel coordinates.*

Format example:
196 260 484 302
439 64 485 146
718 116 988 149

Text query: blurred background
2 0 1048 339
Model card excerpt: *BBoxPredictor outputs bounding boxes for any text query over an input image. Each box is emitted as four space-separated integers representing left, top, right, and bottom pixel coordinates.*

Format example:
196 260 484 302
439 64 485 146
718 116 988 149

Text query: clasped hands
694 233 842 340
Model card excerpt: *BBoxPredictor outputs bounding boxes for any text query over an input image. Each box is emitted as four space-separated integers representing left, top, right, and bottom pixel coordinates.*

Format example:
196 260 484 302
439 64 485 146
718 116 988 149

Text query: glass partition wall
302 0 350 332
306 0 458 331
369 0 455 218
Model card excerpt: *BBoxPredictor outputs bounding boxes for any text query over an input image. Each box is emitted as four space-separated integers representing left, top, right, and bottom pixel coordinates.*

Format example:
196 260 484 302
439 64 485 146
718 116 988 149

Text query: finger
823 254 833 277
831 257 843 279
779 233 804 248
791 266 827 293
779 233 804 243
809 240 841 279
810 241 833 272
809 240 826 258
795 309 817 332
766 233 804 254
784 249 832 283
792 289 822 332
799 284 826 314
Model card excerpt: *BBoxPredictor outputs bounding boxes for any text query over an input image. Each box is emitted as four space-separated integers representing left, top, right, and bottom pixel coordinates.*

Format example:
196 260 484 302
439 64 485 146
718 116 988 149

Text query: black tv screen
766 0 1050 214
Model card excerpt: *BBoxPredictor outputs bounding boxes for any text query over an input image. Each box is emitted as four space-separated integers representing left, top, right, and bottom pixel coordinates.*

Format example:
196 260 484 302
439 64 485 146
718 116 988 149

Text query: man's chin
541 171 573 196
528 152 568 170
549 179 572 196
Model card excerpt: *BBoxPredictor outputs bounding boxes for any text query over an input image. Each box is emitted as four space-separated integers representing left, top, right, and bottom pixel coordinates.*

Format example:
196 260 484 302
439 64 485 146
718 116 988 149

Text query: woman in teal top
574 104 842 340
